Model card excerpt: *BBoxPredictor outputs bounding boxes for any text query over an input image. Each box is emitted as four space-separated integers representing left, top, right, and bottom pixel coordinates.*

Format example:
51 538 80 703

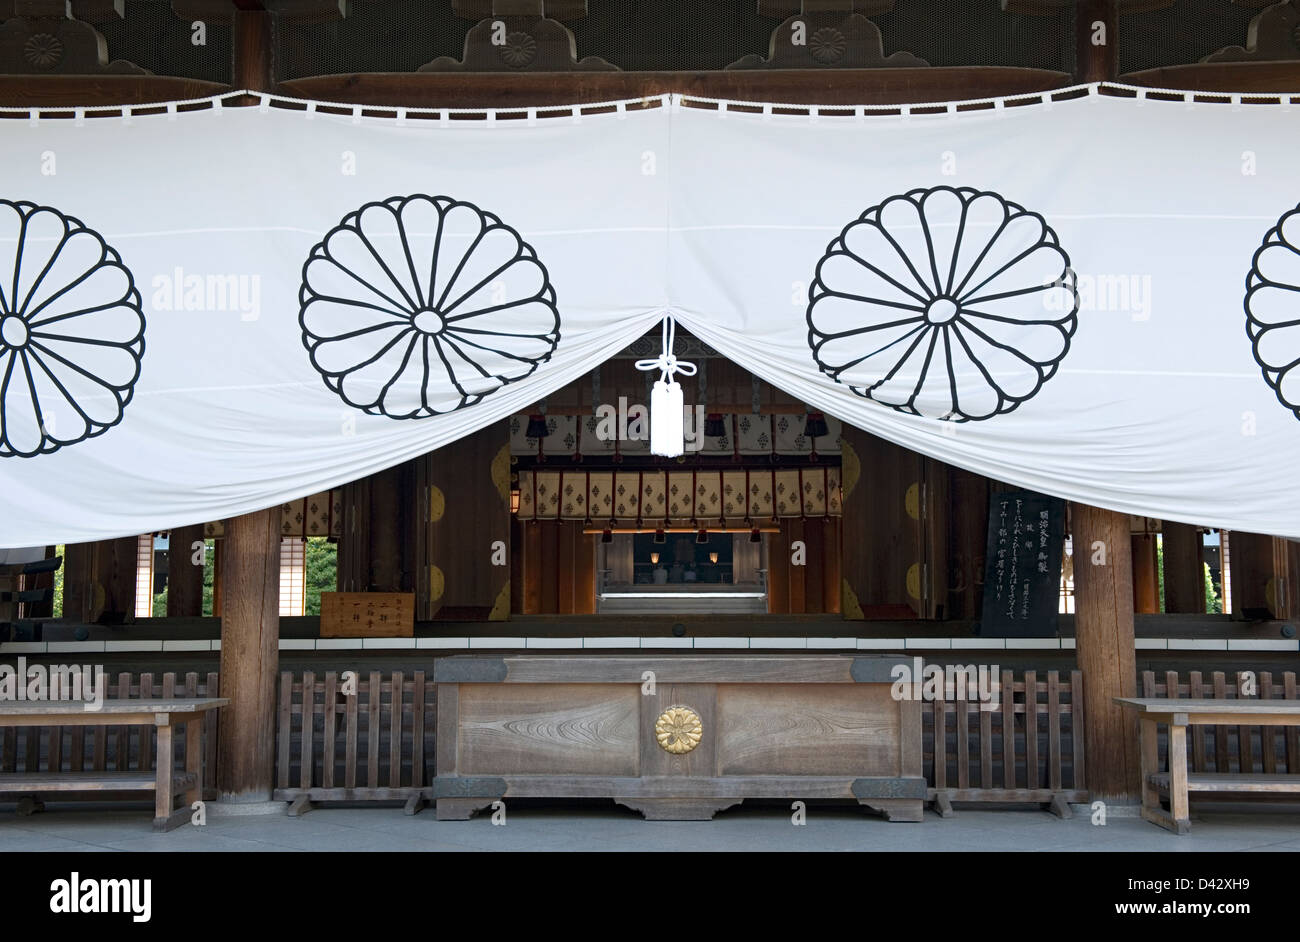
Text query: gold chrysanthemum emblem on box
654 705 703 754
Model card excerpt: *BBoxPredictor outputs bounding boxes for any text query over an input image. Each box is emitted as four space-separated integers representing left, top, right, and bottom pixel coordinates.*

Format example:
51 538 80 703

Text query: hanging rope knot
635 315 696 383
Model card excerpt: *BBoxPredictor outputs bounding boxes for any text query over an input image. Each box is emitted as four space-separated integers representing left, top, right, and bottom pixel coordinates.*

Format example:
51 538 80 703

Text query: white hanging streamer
635 315 697 457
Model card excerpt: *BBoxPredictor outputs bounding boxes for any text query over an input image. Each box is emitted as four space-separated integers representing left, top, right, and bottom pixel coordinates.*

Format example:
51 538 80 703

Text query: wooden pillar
216 507 280 803
946 467 989 621
166 524 206 617
232 8 274 95
1075 0 1118 83
368 465 403 592
1229 531 1276 618
1072 503 1139 801
60 541 94 622
1161 522 1204 614
840 425 924 619
1130 533 1160 614
61 538 136 623
416 423 512 620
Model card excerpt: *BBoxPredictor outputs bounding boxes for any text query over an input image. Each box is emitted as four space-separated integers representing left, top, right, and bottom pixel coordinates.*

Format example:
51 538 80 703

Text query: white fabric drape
1 87 1298 544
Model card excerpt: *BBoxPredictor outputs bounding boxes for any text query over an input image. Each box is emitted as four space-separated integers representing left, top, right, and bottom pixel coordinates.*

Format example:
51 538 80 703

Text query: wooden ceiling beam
275 66 1072 109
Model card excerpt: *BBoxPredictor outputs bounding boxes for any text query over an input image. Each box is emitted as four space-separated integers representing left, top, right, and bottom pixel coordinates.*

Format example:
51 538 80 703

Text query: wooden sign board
320 592 415 638
979 490 1065 638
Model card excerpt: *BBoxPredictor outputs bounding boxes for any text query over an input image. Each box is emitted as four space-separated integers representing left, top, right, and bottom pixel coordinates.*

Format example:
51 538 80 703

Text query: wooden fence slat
1024 671 1038 789
1047 671 1061 791
1286 673 1299 772
367 671 381 788
979 682 992 789
932 695 946 790
1236 671 1254 775
0 726 14 773
956 680 969 789
323 672 337 790
204 672 219 798
1162 670 1179 771
1141 670 1155 697
300 671 315 790
116 672 132 771
412 672 426 789
1070 669 1085 791
1001 670 1015 789
138 672 154 771
389 672 404 788
345 676 358 790
1189 671 1207 772
1212 672 1229 772
276 671 292 790
1261 672 1277 774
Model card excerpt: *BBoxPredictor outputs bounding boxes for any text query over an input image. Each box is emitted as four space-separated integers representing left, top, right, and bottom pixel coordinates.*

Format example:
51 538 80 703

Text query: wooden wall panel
416 423 512 621
1161 522 1204 614
1230 530 1276 618
946 467 989 621
1131 533 1160 614
840 426 924 619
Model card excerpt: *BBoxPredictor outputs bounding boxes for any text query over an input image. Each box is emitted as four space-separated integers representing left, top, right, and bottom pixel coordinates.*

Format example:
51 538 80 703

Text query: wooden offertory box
320 592 415 638
432 655 923 821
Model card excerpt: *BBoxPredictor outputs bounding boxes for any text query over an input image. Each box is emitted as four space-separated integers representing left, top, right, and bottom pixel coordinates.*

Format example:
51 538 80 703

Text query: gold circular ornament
655 705 703 755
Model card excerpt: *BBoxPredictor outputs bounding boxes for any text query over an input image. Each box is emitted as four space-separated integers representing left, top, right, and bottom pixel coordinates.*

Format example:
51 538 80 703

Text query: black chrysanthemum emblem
1245 203 1300 420
807 186 1079 421
0 200 145 458
299 194 560 419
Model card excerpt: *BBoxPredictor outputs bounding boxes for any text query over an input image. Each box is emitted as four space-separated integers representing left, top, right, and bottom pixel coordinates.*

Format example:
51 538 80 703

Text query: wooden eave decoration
0 16 147 74
418 15 618 72
1204 0 1300 62
756 0 895 18
728 12 927 69
452 0 589 22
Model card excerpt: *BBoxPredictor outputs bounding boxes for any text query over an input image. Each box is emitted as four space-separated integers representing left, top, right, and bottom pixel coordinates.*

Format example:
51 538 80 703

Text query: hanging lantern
653 528 666 544
704 413 727 437
635 315 697 457
696 528 709 544
526 414 550 439
804 410 828 463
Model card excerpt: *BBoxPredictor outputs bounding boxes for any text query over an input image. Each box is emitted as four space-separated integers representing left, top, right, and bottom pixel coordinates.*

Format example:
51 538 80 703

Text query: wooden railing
0 671 221 800
1140 670 1300 774
273 670 435 813
924 669 1086 814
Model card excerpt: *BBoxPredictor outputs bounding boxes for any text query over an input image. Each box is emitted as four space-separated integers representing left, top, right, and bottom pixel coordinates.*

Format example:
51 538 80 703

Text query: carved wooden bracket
1204 0 1300 61
755 1 895 18
419 15 618 72
0 15 147 73
728 12 927 69
451 0 589 22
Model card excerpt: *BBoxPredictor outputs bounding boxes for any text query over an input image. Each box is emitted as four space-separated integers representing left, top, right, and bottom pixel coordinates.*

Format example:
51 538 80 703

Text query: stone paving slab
0 801 1297 851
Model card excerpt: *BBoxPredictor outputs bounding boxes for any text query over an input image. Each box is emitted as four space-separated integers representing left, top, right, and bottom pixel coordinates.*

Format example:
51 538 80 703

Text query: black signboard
979 490 1066 638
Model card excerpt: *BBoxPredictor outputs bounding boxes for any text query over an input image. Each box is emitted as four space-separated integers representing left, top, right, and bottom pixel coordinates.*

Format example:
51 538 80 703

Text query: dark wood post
166 524 207 617
1075 0 1118 83
216 507 280 802
1229 531 1276 618
1130 533 1160 613
368 465 403 592
414 424 512 619
1072 503 1139 801
1161 522 1204 614
232 8 274 94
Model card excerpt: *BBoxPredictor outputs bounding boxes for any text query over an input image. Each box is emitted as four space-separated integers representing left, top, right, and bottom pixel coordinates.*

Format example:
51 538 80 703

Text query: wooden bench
1115 698 1300 834
0 698 228 831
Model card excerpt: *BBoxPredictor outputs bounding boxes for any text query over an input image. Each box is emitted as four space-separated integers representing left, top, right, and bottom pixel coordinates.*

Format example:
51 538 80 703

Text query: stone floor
1 800 1298 851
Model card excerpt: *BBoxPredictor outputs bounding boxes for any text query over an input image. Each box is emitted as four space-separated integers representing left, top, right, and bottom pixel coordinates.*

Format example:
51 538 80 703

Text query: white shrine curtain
1 86 1298 544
